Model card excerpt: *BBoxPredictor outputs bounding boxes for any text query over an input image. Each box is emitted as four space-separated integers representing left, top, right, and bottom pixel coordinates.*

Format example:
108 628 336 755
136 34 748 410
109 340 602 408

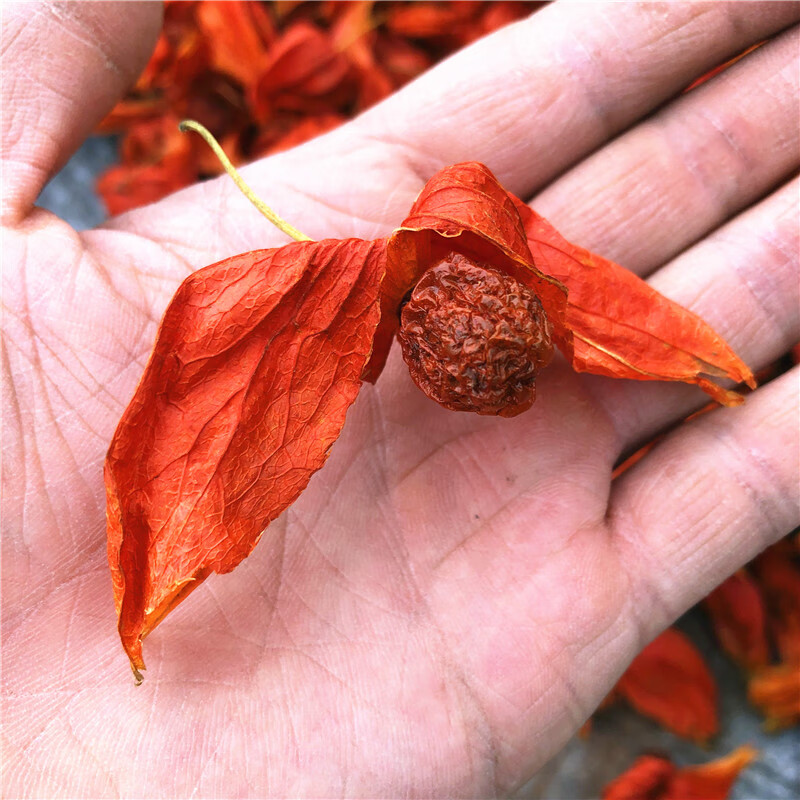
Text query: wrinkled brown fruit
398 253 554 416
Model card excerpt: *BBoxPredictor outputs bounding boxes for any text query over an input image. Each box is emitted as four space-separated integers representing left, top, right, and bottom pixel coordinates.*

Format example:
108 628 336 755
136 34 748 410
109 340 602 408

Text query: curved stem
179 120 311 242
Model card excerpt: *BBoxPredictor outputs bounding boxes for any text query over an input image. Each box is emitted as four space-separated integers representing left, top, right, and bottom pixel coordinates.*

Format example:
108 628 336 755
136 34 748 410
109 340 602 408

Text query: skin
2 1 799 796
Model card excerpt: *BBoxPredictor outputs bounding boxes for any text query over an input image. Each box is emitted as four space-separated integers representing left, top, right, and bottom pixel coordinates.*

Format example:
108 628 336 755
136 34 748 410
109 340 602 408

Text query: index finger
361 0 800 198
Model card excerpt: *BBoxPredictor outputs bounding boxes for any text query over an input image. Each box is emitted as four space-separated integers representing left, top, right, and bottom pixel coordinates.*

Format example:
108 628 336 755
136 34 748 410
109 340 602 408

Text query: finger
531 26 800 275
591 177 799 453
0 1 161 224
609 368 800 642
360 0 800 197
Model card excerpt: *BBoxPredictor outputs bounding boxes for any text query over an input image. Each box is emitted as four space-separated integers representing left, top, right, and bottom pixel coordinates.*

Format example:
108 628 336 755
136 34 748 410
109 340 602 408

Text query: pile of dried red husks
96 0 541 214
98 4 797 798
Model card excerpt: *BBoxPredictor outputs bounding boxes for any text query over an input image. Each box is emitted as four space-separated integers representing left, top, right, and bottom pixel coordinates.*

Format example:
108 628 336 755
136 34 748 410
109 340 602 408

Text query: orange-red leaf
250 21 354 120
365 160 752 406
753 542 800 665
511 197 755 405
704 570 770 671
614 628 718 742
105 239 385 677
602 755 675 800
364 161 570 381
195 0 274 90
602 747 757 800
748 664 800 730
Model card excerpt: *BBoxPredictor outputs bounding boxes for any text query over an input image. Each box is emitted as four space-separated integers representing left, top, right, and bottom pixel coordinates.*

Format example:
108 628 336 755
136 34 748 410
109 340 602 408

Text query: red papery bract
511 196 755 404
365 162 570 381
747 664 800 730
105 239 385 674
195 0 275 90
613 628 718 743
753 541 800 665
368 161 753 409
704 570 770 671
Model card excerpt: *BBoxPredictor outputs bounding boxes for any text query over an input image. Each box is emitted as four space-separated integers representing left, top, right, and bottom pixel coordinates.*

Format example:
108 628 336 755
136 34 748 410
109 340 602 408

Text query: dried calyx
398 253 554 417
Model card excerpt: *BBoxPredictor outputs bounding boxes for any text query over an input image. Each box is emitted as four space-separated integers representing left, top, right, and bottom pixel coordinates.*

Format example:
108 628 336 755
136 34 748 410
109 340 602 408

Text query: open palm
3 2 799 796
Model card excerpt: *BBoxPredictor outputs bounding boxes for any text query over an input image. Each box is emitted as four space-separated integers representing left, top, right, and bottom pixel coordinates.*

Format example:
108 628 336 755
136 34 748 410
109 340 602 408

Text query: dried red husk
611 438 663 480
611 628 718 743
368 162 571 381
510 197 755 404
683 42 765 92
371 162 753 410
602 747 757 800
752 541 800 665
195 0 275 90
747 664 800 731
105 160 756 676
97 115 197 215
106 238 386 675
249 20 355 119
704 570 770 671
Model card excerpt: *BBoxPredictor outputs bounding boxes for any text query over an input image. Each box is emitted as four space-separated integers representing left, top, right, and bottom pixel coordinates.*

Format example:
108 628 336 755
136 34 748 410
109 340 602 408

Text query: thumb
1 1 161 225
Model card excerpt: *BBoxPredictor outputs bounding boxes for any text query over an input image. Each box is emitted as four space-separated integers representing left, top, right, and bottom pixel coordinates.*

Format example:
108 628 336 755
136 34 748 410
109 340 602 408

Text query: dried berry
398 253 554 417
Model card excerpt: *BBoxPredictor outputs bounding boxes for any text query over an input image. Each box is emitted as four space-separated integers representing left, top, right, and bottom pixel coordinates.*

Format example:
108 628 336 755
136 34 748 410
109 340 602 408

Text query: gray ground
37 135 119 231
35 138 800 800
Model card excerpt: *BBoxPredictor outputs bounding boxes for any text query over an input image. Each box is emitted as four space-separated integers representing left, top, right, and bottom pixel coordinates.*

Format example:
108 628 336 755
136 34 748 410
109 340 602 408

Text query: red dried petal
747 664 800 730
753 542 800 665
105 239 385 676
704 570 770 670
614 628 718 742
366 162 569 382
511 196 755 405
603 747 757 800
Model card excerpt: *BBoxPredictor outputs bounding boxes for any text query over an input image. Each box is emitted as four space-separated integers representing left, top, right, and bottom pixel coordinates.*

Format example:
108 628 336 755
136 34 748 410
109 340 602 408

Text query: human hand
3 2 798 796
